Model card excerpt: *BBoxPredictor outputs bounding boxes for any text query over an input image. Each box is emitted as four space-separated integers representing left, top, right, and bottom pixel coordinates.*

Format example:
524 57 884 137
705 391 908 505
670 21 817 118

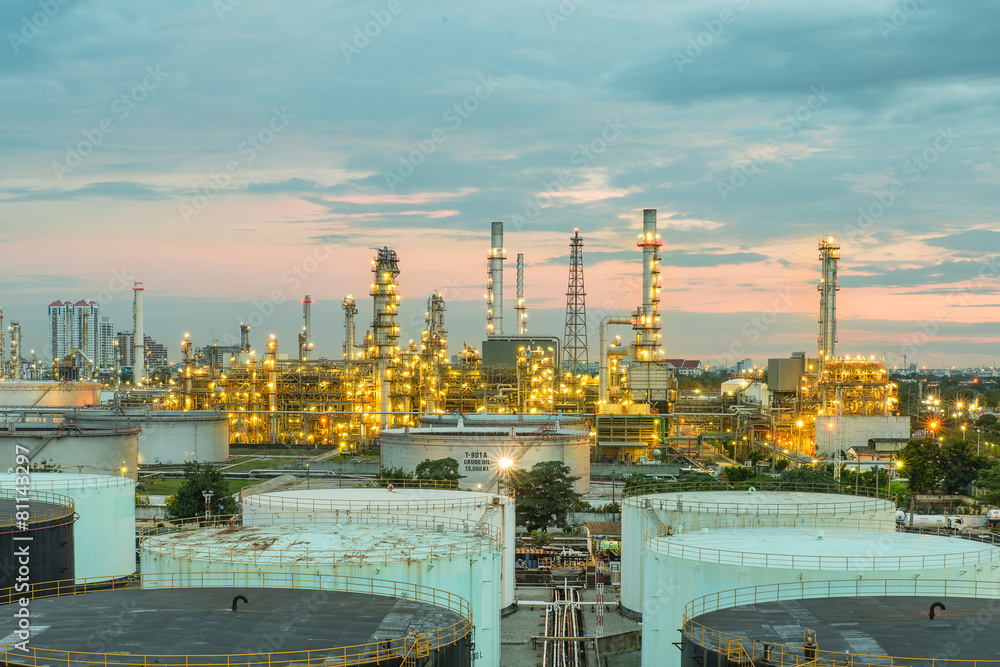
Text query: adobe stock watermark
846 127 958 242
213 0 244 20
546 0 586 31
672 0 751 72
179 107 294 223
340 0 407 62
711 289 795 369
716 85 831 202
508 116 627 231
51 66 169 182
877 0 927 40
383 76 498 191
7 0 73 54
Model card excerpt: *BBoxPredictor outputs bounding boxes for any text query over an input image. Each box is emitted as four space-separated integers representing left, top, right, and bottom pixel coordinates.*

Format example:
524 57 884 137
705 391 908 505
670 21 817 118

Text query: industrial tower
342 296 357 360
817 236 840 359
486 221 505 335
516 254 527 334
132 282 145 386
299 295 314 361
371 248 400 427
421 291 448 413
563 228 589 375
633 209 662 361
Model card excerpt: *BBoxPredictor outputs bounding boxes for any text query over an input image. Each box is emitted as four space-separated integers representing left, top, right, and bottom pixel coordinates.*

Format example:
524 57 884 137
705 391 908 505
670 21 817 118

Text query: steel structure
516 253 527 335
371 247 400 428
486 221 505 335
563 228 589 376
299 294 314 362
342 296 357 360
8 321 21 380
132 282 145 386
421 292 447 413
817 235 840 360
633 208 662 361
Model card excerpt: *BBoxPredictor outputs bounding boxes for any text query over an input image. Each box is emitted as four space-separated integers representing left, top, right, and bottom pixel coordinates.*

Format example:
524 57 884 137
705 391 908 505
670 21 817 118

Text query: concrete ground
500 585 641 667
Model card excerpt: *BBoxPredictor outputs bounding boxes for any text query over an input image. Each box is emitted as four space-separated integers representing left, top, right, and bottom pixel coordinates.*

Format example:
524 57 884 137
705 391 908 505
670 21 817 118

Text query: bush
530 530 551 547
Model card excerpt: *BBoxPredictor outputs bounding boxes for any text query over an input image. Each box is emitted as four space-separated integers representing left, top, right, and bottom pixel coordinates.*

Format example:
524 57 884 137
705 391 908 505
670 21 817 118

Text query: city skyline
2 1 999 368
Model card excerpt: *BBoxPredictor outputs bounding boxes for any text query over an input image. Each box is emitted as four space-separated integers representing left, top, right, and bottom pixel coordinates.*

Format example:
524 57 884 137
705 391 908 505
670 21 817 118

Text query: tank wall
641 549 1000 667
1 433 138 472
139 548 502 667
136 418 229 464
381 436 591 493
0 518 74 588
242 497 516 609
620 497 897 617
815 415 910 456
0 474 136 581
0 382 102 407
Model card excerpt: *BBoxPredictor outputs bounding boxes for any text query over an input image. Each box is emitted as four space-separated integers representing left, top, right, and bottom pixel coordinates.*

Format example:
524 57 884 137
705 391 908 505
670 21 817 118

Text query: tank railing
628 495 893 517
239 476 514 502
0 489 76 527
138 512 503 565
622 479 897 504
684 579 1000 667
0 571 472 667
241 493 510 514
2 466 138 486
645 517 996 570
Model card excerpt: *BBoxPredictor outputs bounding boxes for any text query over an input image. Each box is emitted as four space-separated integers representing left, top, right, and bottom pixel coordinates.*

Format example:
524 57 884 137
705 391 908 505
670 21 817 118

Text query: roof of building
584 521 621 538
665 359 702 369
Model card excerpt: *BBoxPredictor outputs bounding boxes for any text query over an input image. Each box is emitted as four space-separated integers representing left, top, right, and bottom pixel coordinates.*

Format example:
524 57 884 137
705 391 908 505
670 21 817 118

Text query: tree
721 465 755 483
414 457 464 487
165 462 239 520
375 466 414 487
899 438 987 495
512 461 580 532
774 458 791 473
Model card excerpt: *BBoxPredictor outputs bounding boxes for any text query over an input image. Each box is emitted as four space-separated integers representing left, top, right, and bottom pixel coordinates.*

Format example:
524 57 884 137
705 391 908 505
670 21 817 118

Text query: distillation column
181 334 193 410
300 295 314 362
422 291 448 413
516 253 527 335
9 321 21 381
818 236 840 360
633 209 662 362
486 221 505 335
0 308 5 379
266 334 278 444
371 248 401 428
240 323 251 353
342 296 357 360
132 282 145 386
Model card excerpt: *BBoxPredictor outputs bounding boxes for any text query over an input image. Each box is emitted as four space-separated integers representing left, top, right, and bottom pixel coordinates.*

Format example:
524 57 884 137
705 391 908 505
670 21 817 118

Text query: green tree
721 465 755 483
774 458 791 473
898 438 987 495
165 462 239 520
375 466 414 487
414 457 464 487
622 473 655 495
512 461 580 532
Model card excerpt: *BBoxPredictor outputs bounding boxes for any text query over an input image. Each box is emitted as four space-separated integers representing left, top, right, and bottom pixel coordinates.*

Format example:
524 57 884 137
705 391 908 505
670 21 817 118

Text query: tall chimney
487 221 505 335
133 282 145 386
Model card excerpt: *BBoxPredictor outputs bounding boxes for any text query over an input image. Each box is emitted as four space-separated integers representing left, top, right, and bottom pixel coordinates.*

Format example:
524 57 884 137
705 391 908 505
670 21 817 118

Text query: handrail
0 571 472 667
139 512 503 565
240 476 514 502
683 579 1000 667
0 489 76 528
622 480 897 504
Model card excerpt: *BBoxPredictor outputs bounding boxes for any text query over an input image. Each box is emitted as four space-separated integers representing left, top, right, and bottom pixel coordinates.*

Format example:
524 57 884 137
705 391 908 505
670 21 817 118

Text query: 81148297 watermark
11 445 33 652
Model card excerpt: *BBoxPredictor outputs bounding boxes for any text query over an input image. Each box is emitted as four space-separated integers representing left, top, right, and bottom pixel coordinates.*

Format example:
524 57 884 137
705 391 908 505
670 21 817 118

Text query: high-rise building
116 331 168 371
98 316 116 371
48 299 101 369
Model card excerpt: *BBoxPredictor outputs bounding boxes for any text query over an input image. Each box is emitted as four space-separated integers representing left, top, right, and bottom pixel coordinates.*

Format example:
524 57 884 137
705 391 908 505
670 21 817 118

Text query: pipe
133 282 145 386
231 595 248 611
518 259 528 336
599 316 632 404
928 601 945 620
487 221 505 335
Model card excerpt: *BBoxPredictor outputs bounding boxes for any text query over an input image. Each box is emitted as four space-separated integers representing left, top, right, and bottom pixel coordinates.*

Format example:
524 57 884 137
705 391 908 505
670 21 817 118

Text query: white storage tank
0 471 136 582
641 516 1000 667
0 380 102 407
69 409 229 464
241 480 517 612
0 422 139 472
380 417 591 493
140 513 503 667
620 488 896 618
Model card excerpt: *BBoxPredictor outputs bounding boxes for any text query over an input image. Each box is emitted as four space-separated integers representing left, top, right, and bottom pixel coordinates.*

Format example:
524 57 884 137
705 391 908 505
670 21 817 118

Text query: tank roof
0 587 466 666
690 595 1000 662
0 493 74 527
649 526 996 570
142 517 499 565
626 490 892 514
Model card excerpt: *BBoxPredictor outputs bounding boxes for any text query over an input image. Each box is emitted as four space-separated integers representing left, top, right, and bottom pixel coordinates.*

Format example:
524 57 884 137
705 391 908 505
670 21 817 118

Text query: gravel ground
500 585 641 667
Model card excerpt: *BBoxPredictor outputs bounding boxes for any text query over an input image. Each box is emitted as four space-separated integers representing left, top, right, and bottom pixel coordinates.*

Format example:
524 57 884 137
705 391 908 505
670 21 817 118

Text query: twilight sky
1 0 999 369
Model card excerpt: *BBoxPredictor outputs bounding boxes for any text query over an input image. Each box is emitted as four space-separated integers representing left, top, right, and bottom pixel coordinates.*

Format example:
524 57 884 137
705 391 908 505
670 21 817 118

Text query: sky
1 0 999 369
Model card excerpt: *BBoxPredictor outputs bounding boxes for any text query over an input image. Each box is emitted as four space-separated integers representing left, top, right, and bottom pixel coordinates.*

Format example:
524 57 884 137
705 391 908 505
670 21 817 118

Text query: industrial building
0 490 76 588
681 579 1000 667
240 478 517 612
0 572 474 666
640 515 1000 667
0 471 135 582
139 513 503 666
620 488 896 619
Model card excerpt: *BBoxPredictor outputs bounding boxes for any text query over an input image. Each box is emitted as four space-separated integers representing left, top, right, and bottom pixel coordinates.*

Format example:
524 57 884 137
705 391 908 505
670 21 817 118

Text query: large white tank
620 489 896 618
241 481 517 612
0 423 139 472
0 380 103 407
641 516 1000 667
140 513 503 667
380 419 591 493
69 409 229 464
0 472 135 581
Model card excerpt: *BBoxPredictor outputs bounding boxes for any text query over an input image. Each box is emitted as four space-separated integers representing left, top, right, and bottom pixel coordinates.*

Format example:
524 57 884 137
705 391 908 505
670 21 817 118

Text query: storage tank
0 572 473 666
69 409 229 464
0 490 76 588
0 380 102 407
682 579 1000 667
381 417 591 493
0 422 139 472
240 479 517 612
140 513 502 667
641 516 1000 667
621 487 895 618
0 472 135 581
